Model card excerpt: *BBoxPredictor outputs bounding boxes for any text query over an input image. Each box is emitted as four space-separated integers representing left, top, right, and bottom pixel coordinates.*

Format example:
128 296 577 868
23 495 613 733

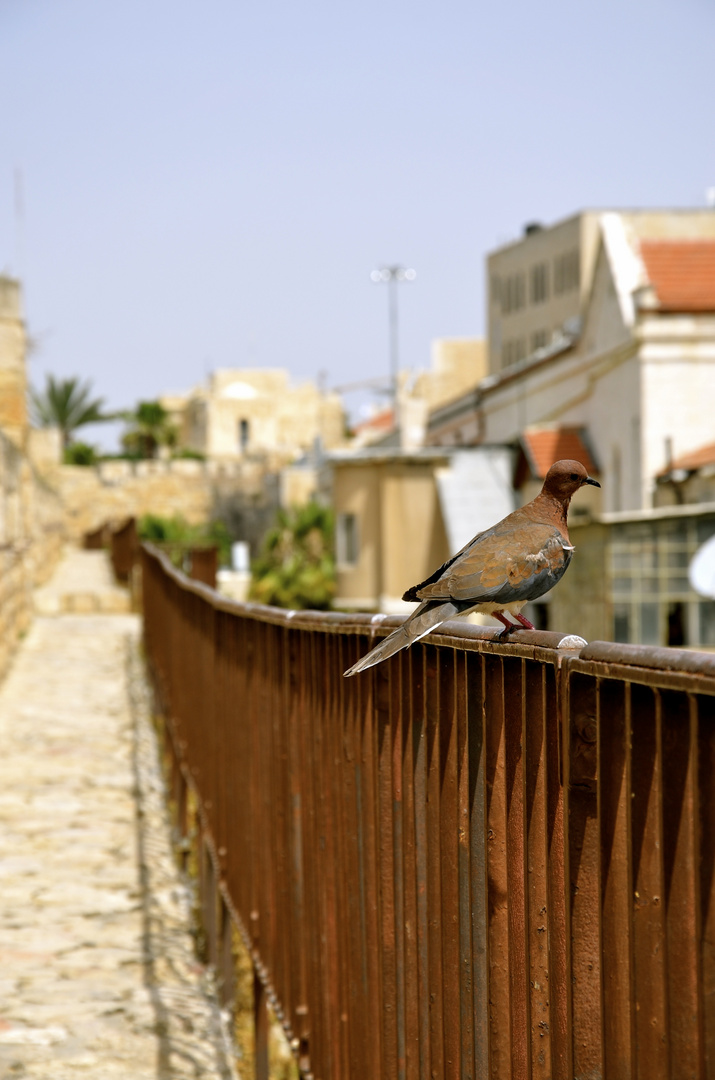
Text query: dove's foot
494 611 535 639
494 611 518 639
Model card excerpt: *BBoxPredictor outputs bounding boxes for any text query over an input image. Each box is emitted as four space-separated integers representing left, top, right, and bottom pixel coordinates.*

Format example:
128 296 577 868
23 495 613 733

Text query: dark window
500 272 526 314
553 250 580 294
530 262 549 304
239 419 250 452
613 604 630 642
336 513 359 566
667 602 686 647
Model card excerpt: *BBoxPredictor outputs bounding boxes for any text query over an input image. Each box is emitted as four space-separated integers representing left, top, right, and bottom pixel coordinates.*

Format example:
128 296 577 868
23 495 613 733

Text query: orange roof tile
352 408 395 434
521 428 598 479
639 240 715 312
659 440 715 475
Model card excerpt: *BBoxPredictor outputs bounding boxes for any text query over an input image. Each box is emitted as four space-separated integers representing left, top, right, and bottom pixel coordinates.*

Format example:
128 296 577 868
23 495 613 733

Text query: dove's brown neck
523 490 571 543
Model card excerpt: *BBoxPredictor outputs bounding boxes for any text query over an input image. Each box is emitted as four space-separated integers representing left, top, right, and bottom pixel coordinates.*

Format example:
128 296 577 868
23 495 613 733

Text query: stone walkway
33 548 131 616
0 562 238 1078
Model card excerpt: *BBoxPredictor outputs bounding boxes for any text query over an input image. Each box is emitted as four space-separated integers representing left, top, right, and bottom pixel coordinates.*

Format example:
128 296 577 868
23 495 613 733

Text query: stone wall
0 429 65 677
0 277 27 447
56 457 281 555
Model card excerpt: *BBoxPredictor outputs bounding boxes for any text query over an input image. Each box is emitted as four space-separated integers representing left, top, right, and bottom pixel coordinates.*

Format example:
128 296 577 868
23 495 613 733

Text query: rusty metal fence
141 542 715 1080
109 516 138 583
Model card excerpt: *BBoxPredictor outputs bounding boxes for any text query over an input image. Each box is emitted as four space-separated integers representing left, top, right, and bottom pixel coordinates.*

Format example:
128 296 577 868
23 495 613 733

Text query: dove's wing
414 523 571 606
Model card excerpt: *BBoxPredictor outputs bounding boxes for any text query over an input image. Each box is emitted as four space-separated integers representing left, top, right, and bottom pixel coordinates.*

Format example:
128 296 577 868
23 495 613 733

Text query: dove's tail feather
344 600 465 677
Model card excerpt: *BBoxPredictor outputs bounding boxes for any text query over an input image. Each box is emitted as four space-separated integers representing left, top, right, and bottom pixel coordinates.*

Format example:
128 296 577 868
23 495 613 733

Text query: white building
429 210 715 513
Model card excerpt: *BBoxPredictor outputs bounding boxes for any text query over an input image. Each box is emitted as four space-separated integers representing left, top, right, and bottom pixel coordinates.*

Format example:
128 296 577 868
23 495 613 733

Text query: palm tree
120 400 177 459
30 375 109 450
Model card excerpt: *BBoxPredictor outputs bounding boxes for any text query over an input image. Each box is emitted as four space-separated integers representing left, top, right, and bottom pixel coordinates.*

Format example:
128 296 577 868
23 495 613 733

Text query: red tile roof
352 408 395 435
521 428 598 479
639 240 715 312
659 440 715 475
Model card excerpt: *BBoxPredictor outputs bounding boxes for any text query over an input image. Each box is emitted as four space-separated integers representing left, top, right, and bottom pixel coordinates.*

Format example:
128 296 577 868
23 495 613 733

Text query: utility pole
370 265 416 432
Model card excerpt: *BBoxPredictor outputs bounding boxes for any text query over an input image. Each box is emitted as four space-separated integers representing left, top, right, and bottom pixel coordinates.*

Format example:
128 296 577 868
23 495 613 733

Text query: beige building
352 337 487 451
431 210 715 514
488 208 715 376
327 445 514 613
419 209 715 647
163 368 346 463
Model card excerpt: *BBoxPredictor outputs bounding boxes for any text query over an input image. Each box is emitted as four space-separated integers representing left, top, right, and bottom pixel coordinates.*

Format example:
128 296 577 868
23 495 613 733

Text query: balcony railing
141 541 715 1080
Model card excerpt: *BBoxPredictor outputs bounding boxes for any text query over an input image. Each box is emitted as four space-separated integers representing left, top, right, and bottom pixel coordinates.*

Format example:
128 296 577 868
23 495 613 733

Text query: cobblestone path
0 598 237 1078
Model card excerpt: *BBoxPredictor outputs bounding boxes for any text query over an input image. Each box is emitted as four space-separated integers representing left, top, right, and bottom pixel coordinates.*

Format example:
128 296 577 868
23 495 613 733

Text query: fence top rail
580 639 715 677
141 541 715 676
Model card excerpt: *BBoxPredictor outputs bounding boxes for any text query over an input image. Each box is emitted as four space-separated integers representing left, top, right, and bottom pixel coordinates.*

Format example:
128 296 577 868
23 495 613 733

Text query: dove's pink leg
493 610 518 639
493 610 534 639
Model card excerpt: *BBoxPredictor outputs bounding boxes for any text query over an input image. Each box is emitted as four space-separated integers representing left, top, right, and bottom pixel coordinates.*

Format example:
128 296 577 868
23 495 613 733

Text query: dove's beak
585 476 601 488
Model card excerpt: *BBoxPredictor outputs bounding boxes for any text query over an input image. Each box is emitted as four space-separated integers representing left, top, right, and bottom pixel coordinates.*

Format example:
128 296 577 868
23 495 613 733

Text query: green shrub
249 503 335 610
64 441 98 466
137 513 232 567
171 447 206 461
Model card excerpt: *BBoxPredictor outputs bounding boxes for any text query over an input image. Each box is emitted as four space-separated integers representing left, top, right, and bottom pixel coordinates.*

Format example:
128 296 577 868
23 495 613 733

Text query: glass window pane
640 544 658 569
697 519 715 544
613 604 630 642
640 603 660 645
699 602 715 646
666 549 689 568
613 576 632 594
611 549 632 570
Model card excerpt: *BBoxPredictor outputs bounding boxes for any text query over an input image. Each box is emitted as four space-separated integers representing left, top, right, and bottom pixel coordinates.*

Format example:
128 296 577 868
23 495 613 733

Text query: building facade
431 210 715 515
487 209 715 378
163 368 346 463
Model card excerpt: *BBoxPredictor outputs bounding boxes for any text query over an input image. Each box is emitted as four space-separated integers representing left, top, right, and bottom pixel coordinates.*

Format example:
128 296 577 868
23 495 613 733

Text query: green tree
30 375 108 449
121 400 177 459
249 502 336 610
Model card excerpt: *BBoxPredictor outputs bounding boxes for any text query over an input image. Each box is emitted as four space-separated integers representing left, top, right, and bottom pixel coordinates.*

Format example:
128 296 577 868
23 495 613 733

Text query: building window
609 516 715 646
553 250 580 294
238 418 250 452
530 262 549 304
531 329 549 353
336 513 359 566
500 272 526 314
501 338 527 368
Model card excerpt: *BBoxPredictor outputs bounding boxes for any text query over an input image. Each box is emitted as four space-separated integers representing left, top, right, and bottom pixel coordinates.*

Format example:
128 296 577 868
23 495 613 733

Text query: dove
344 458 599 676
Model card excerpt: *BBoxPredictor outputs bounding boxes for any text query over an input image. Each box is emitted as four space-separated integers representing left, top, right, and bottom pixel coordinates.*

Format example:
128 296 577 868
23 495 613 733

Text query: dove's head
542 459 600 503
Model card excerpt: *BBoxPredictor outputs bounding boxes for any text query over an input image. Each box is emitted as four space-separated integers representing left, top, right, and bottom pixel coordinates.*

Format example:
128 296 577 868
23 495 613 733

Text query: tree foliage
249 502 335 610
30 375 108 448
121 400 177 459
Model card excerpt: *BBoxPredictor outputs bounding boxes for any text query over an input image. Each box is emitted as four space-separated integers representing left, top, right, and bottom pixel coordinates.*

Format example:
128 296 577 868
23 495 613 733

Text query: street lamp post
370 265 416 432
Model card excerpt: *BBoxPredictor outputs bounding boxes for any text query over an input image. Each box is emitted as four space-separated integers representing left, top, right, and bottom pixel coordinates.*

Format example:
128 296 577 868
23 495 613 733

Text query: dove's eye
570 473 578 481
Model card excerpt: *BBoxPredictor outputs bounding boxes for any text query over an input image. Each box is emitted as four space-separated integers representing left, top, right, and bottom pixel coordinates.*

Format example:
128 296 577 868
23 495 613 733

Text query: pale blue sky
1 0 714 443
